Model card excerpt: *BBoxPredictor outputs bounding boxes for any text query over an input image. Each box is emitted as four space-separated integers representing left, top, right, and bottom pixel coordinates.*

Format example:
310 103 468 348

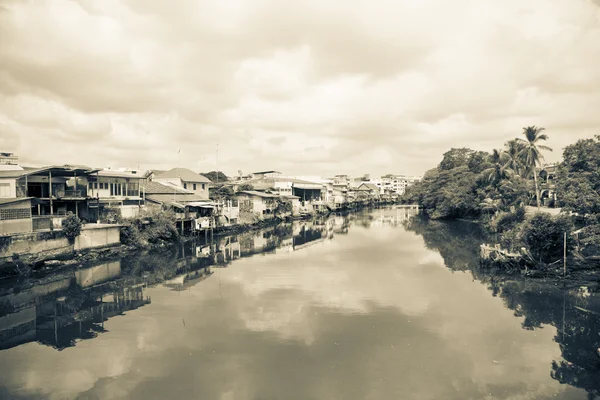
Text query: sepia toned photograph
1 0 600 399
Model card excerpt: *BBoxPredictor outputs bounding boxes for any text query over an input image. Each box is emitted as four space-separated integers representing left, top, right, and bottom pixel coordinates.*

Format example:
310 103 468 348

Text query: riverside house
153 168 211 200
85 167 148 220
235 191 280 223
0 164 99 232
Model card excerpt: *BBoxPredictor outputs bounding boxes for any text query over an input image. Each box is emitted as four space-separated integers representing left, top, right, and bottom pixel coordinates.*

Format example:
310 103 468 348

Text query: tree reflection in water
404 216 600 399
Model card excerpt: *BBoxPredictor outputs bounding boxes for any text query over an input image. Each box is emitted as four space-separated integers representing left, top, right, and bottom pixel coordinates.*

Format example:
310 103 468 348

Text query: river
0 207 598 400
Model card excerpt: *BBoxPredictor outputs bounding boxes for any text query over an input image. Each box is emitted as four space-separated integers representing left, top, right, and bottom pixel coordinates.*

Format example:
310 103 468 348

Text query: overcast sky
1 0 599 177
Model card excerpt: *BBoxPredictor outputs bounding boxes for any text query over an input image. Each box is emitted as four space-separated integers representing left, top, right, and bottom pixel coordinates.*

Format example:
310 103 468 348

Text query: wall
75 261 121 288
74 225 121 251
183 180 210 199
0 231 71 259
0 178 16 198
1 225 121 259
0 219 33 236
119 205 141 219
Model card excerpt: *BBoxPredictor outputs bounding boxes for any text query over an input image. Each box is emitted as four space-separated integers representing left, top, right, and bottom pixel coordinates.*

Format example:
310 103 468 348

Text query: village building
153 168 211 200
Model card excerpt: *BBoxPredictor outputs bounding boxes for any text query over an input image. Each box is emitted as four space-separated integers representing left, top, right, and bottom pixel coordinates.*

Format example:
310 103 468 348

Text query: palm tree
483 148 512 185
517 126 552 209
504 139 526 176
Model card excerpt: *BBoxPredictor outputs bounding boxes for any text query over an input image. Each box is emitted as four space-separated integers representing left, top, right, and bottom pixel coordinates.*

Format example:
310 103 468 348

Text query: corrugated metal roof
0 197 33 206
146 193 207 204
236 191 280 198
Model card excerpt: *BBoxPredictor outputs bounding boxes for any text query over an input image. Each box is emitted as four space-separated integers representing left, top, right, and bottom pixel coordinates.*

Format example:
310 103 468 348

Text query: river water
0 207 599 400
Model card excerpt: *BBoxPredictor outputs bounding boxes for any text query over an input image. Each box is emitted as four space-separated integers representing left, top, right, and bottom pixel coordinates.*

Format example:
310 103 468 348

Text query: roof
96 169 148 179
155 168 211 183
142 180 191 195
145 193 207 205
236 191 280 198
252 171 282 175
359 183 379 191
0 165 99 178
0 197 33 206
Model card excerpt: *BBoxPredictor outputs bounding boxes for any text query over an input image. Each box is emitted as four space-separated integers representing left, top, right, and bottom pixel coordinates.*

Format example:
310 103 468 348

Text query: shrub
521 213 574 264
494 207 526 233
61 213 82 241
578 223 600 257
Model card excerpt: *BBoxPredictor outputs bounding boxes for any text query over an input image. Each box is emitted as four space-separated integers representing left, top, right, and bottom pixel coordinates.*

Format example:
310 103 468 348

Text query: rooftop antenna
216 141 219 185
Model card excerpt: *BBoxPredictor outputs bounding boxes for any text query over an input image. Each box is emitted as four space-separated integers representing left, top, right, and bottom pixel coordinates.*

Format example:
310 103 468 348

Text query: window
0 183 10 198
202 184 205 190
183 183 187 189
193 183 197 190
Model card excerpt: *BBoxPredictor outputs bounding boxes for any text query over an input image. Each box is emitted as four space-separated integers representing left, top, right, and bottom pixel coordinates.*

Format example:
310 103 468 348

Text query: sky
1 0 600 178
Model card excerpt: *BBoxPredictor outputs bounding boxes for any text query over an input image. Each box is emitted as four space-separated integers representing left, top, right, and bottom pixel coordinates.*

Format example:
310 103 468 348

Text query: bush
61 213 82 241
579 223 600 257
521 213 574 264
494 207 526 233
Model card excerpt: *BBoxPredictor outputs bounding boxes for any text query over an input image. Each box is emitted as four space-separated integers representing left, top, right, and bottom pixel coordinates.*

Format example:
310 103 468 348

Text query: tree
439 148 475 171
504 139 526 177
482 149 512 185
517 126 552 209
555 136 600 215
521 213 574 264
62 213 82 241
201 171 229 183
209 184 234 201
237 183 254 192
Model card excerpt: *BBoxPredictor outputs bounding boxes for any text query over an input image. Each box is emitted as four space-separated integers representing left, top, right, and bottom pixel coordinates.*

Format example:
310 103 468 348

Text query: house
153 168 211 200
85 167 148 220
0 152 18 165
235 191 280 223
142 180 216 233
0 165 98 224
250 171 283 180
357 183 380 199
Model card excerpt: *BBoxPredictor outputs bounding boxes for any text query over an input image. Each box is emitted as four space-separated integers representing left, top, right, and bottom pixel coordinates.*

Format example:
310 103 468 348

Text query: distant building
153 168 211 200
250 171 283 179
0 152 18 165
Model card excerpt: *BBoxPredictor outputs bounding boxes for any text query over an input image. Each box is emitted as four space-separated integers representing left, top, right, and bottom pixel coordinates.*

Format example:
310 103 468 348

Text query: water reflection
404 216 600 399
0 207 597 399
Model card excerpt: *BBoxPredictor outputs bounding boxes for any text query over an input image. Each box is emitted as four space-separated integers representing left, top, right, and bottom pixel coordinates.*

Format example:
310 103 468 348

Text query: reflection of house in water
0 260 150 351
293 222 327 251
371 207 420 227
163 267 213 291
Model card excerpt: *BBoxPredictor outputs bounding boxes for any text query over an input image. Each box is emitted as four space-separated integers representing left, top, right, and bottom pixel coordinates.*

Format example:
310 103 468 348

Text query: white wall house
153 168 211 200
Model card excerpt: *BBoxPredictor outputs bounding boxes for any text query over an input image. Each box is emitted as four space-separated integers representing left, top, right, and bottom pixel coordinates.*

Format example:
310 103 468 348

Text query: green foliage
120 209 179 248
201 171 229 182
210 184 234 200
578 221 600 257
274 200 293 216
237 183 254 192
487 207 526 234
61 213 82 241
521 213 574 264
556 136 600 215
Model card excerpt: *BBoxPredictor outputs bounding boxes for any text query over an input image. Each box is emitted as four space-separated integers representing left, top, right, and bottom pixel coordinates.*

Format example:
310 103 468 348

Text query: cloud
1 0 600 176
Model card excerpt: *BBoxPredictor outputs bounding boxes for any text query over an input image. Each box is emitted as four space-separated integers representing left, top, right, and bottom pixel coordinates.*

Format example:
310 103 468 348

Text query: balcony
54 189 87 199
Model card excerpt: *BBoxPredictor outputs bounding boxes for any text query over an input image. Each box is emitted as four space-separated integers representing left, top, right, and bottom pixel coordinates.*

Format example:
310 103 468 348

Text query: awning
186 201 217 208
167 202 186 209
293 184 323 190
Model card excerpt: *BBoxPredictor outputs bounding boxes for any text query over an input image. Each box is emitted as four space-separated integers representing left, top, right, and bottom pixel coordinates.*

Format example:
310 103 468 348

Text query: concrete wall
74 225 121 251
119 205 141 219
1 224 121 259
75 261 121 288
0 218 33 236
0 231 71 258
0 178 17 198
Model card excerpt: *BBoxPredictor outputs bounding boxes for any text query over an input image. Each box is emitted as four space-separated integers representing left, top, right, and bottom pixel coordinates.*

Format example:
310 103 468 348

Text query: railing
32 216 52 231
55 189 86 198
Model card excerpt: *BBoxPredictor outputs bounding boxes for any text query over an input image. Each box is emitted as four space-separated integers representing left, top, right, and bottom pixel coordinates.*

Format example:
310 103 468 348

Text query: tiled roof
142 180 191 194
155 168 211 183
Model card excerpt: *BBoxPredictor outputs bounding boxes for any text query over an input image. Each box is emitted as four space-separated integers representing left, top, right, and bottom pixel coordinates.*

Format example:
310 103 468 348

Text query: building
85 167 148 219
0 198 34 235
153 168 211 200
235 191 280 223
250 171 283 180
0 152 18 165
